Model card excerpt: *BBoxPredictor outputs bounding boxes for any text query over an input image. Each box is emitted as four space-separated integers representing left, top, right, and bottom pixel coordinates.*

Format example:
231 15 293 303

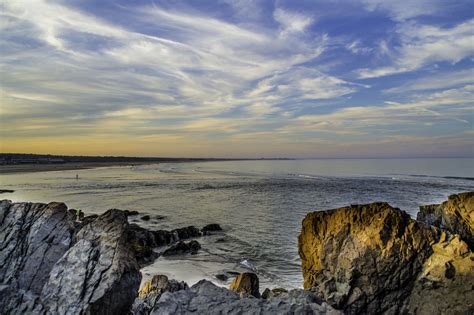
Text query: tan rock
418 192 474 249
229 272 260 297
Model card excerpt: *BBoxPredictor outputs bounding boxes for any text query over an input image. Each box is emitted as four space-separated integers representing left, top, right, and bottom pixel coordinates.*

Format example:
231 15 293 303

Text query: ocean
1 158 473 289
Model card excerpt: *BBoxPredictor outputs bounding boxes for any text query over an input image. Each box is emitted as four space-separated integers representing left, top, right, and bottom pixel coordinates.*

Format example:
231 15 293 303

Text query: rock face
142 279 340 314
0 200 141 314
39 209 141 314
417 192 474 249
229 272 260 298
298 200 474 314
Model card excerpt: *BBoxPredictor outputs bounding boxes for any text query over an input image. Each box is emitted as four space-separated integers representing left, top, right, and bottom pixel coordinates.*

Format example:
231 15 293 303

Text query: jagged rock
202 223 223 234
229 272 260 298
147 280 341 314
417 192 474 249
299 201 474 314
39 209 141 314
0 201 142 315
0 201 75 312
407 232 474 314
162 240 201 256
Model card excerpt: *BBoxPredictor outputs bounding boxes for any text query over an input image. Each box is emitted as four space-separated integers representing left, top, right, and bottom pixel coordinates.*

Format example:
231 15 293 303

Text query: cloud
361 0 442 21
356 19 474 78
385 68 474 93
273 8 313 36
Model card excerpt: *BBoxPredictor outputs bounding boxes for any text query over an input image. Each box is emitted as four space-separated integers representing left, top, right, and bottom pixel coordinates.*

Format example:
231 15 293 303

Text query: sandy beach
0 162 159 174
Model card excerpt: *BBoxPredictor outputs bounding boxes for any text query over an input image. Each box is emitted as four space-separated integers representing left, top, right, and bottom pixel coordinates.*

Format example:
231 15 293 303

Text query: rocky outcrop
417 192 474 249
39 209 141 314
298 200 474 314
141 279 340 314
0 201 142 314
229 272 260 298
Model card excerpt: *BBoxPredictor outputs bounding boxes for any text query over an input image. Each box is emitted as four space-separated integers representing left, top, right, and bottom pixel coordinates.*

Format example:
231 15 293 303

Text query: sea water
1 158 473 288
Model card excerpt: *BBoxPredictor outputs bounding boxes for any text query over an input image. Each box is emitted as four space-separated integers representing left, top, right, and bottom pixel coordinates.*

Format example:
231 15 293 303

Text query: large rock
39 209 141 314
417 192 474 249
229 272 260 298
298 202 474 314
0 201 76 312
146 280 341 314
0 201 142 314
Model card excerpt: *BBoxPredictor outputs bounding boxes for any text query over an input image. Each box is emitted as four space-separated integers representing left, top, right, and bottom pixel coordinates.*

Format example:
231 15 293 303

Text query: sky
0 0 473 158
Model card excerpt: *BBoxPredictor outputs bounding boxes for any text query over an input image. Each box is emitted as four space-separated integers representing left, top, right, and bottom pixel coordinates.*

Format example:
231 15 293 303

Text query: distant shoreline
0 160 227 175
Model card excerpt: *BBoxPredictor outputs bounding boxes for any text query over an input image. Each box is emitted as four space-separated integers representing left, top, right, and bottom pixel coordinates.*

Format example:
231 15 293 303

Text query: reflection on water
1 159 473 288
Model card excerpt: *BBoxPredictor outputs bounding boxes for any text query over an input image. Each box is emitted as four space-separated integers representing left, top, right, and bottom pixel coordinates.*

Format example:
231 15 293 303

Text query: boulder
162 240 201 256
417 192 474 249
141 215 151 221
229 272 260 298
298 201 474 314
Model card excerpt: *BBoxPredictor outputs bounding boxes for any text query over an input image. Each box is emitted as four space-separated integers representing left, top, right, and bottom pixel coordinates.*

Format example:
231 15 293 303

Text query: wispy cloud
356 19 474 78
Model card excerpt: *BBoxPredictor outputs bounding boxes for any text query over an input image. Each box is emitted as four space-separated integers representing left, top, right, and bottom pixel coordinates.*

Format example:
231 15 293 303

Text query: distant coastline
0 153 292 174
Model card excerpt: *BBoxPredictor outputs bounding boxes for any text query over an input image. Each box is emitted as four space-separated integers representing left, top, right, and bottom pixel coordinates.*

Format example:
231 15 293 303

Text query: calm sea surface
1 158 473 288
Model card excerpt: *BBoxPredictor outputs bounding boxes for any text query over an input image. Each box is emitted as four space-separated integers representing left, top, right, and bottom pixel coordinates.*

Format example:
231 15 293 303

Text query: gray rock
0 201 142 315
40 209 141 314
146 280 341 314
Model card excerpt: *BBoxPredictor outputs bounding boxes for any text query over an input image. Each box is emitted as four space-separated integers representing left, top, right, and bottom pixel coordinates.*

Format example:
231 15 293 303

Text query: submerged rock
229 272 260 298
417 192 474 249
202 223 223 234
162 240 201 256
298 200 474 314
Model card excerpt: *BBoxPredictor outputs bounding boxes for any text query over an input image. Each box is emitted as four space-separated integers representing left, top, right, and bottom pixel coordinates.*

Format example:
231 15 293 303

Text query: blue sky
1 0 473 158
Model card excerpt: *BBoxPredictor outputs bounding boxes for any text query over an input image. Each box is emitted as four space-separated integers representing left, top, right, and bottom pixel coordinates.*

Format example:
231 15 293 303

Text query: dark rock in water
215 274 228 281
0 201 142 315
171 225 202 239
299 200 474 314
0 189 14 194
229 272 260 298
202 223 223 233
145 280 340 314
417 192 474 249
141 215 151 221
163 240 201 256
122 209 139 216
153 215 166 220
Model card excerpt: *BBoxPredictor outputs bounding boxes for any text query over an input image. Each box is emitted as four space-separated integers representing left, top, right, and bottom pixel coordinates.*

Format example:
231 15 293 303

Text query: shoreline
0 159 233 175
